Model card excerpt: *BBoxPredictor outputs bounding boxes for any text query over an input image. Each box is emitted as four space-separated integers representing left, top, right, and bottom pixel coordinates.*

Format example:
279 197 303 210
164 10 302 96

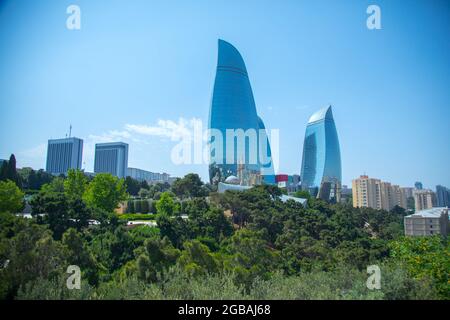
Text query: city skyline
1 0 450 188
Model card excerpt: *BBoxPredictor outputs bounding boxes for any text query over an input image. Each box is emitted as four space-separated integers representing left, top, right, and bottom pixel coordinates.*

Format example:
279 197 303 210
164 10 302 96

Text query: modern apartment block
391 184 407 209
126 167 170 184
46 137 83 175
436 185 450 208
400 187 414 199
352 175 407 211
94 142 128 178
352 175 381 209
413 189 437 212
404 207 449 237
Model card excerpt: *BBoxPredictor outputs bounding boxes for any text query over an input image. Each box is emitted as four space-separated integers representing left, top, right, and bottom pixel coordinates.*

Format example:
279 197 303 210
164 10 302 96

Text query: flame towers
208 39 274 185
300 106 342 202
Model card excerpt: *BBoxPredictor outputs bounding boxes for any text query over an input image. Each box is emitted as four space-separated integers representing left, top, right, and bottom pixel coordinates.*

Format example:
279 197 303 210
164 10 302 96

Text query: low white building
217 182 307 207
404 207 449 237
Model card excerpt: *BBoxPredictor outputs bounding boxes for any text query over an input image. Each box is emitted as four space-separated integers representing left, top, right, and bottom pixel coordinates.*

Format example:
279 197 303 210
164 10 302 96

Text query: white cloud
82 117 202 171
16 143 47 169
125 118 202 141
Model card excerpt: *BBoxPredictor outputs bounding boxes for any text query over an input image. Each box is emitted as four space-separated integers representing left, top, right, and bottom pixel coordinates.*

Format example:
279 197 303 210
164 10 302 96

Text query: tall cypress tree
6 154 21 188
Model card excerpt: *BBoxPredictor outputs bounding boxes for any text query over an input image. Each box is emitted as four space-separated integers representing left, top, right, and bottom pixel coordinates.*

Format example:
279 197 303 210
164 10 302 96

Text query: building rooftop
217 39 248 75
280 194 308 205
308 105 333 124
405 207 449 218
48 137 83 143
217 182 307 206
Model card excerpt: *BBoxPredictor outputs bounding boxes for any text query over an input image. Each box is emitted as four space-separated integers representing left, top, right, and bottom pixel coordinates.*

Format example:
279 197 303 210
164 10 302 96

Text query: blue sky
0 0 449 188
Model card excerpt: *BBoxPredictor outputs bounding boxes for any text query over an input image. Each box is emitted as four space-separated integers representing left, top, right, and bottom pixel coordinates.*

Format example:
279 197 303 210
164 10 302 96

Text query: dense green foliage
0 170 448 300
83 173 127 212
0 180 24 213
0 155 21 188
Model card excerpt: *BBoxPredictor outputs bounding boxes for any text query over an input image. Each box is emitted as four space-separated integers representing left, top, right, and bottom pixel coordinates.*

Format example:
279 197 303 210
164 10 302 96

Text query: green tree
0 180 24 213
135 237 180 282
185 198 234 242
156 214 189 248
178 240 219 276
41 177 65 193
83 173 128 212
171 173 206 199
224 229 281 288
30 191 70 240
155 192 178 216
0 155 22 188
138 188 151 199
293 189 312 200
0 218 66 299
64 169 88 201
389 236 449 298
124 176 141 196
62 228 99 285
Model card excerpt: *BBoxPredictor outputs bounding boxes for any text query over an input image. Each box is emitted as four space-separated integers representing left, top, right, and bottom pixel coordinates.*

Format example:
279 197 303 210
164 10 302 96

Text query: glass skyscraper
208 39 274 185
300 106 342 202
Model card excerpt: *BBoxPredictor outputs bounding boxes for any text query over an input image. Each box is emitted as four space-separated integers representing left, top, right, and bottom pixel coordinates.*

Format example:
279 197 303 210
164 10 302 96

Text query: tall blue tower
300 106 342 202
208 39 274 185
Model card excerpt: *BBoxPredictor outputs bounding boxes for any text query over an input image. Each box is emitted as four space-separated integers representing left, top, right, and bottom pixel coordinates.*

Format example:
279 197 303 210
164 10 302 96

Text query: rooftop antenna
69 124 72 138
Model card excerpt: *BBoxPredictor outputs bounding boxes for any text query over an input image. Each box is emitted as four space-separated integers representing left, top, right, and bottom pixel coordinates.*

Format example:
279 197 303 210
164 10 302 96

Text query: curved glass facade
300 106 341 202
208 39 274 185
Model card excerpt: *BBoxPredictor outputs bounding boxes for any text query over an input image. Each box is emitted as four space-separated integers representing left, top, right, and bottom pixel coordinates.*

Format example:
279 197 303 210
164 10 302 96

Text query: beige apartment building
413 189 437 211
352 175 382 209
352 175 407 211
392 184 407 209
401 187 414 199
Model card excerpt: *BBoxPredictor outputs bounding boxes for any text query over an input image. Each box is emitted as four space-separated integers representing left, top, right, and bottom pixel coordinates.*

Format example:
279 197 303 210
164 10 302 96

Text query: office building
300 106 342 203
94 142 128 178
436 185 450 208
415 181 423 190
414 189 437 211
126 167 171 184
404 207 449 237
208 39 274 185
46 137 83 175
